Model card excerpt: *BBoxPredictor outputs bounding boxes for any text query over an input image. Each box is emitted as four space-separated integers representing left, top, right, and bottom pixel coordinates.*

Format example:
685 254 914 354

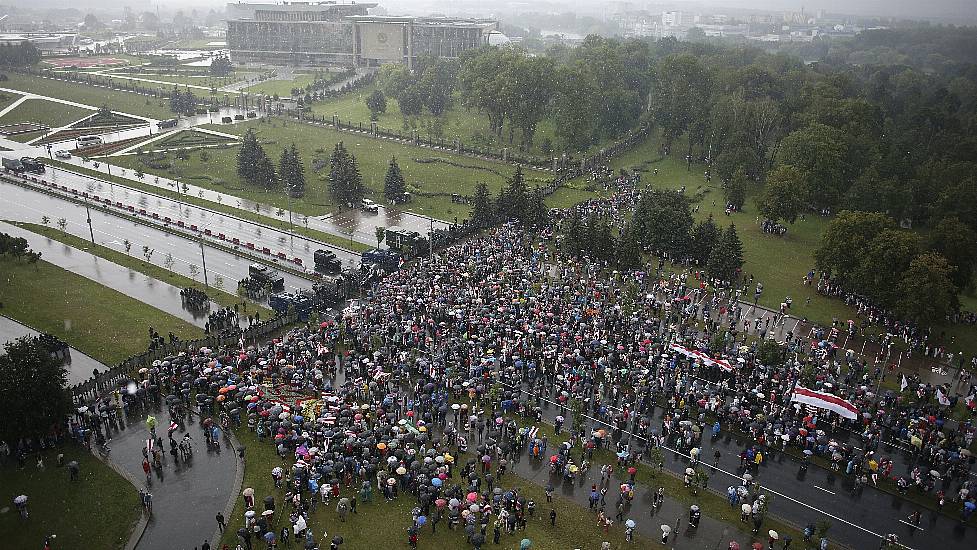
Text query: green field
310 86 558 158
243 71 333 97
0 446 140 550
0 255 202 365
0 72 173 119
113 116 556 222
94 72 244 91
0 90 22 112
595 132 977 358
151 129 239 149
0 98 90 128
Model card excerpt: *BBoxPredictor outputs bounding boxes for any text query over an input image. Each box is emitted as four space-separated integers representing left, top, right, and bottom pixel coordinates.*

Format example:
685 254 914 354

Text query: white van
360 198 379 213
75 135 103 150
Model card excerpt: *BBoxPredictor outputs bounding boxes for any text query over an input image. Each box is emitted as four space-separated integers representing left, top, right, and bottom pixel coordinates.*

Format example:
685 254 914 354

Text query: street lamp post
199 240 209 288
84 198 95 244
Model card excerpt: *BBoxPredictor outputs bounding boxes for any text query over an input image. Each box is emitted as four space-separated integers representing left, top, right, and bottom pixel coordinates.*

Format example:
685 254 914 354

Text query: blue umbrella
417 515 427 526
432 478 443 487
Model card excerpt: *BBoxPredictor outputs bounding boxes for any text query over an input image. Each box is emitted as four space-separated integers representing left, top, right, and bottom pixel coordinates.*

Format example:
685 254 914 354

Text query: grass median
8 221 273 317
43 160 371 254
0 255 202 365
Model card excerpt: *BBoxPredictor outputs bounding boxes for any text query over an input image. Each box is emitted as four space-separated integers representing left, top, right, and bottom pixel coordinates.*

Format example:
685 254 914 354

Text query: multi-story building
226 2 499 67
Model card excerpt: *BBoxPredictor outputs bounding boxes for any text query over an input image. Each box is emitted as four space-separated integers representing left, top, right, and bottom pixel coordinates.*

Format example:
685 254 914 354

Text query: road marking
500 381 919 550
898 520 923 531
813 485 835 495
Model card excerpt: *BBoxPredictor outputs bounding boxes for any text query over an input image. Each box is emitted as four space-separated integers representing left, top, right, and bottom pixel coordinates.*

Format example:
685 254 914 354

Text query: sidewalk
100 403 238 550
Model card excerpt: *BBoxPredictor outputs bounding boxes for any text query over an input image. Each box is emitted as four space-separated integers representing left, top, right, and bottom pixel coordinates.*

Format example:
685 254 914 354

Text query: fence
68 313 297 403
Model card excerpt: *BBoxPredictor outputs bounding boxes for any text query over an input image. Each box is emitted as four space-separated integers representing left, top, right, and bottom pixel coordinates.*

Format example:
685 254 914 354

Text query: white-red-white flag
790 386 859 420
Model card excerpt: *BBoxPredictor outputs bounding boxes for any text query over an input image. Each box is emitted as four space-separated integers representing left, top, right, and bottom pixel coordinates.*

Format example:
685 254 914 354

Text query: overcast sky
10 0 977 22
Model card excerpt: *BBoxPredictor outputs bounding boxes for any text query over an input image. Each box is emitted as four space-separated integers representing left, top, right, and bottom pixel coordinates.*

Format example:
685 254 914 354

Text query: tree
815 211 894 285
210 54 233 77
896 252 959 325
689 215 720 265
469 181 494 230
83 13 103 30
164 252 175 271
854 229 920 308
383 157 406 203
328 142 364 205
375 226 385 249
633 190 693 258
497 166 529 223
57 218 67 232
237 129 267 186
615 223 642 269
279 143 305 197
707 224 744 282
255 155 278 192
724 168 748 211
926 217 976 290
0 336 71 442
757 165 804 224
366 89 387 121
757 339 786 366
188 263 199 281
774 123 846 207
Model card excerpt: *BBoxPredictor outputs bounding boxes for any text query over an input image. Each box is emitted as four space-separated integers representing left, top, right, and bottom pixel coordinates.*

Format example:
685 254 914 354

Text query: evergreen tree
254 155 277 192
497 166 528 223
469 181 494 229
615 223 642 269
690 215 720 265
366 89 387 121
526 188 548 228
707 223 744 282
383 156 407 203
279 143 305 197
237 129 263 185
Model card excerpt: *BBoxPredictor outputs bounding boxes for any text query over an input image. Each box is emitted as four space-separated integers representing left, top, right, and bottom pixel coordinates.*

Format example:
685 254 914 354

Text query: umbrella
432 478 443 487
520 539 532 550
262 510 274 516
13 495 27 505
417 515 427 526
625 519 636 528
686 468 695 475
729 543 741 550
769 530 779 540
332 535 344 545
660 525 671 534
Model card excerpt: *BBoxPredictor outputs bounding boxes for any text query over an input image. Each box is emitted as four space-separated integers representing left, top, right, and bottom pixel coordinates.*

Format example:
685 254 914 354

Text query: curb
87 445 150 550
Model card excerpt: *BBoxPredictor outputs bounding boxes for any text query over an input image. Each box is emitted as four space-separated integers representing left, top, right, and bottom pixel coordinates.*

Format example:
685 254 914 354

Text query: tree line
0 42 41 67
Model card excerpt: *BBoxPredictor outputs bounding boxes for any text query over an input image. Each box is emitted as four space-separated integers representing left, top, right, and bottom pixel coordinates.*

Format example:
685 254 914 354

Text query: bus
75 135 103 150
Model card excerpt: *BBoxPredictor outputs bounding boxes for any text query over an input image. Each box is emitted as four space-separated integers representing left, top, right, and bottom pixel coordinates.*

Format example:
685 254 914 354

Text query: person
216 512 226 532
549 508 556 526
201 540 210 550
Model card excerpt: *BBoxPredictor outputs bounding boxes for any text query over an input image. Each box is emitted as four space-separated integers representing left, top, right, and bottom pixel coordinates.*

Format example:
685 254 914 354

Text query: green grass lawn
113 116 556 222
10 221 272 317
6 130 47 143
0 98 90 129
0 255 202 365
243 71 333 97
593 131 977 359
310 86 559 159
220 428 657 550
0 90 22 112
0 72 174 119
0 446 140 550
93 73 243 92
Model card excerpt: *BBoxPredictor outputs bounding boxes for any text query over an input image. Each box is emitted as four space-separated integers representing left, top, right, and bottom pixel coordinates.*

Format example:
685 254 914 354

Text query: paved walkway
100 403 238 550
0 314 110 384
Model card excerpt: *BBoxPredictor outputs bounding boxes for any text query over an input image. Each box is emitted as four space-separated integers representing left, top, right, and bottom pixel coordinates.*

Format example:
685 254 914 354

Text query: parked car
54 150 72 159
360 198 379 213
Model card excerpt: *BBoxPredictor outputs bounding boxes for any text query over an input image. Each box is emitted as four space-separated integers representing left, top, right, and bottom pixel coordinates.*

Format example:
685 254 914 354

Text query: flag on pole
790 386 859 420
936 388 950 406
900 375 908 392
